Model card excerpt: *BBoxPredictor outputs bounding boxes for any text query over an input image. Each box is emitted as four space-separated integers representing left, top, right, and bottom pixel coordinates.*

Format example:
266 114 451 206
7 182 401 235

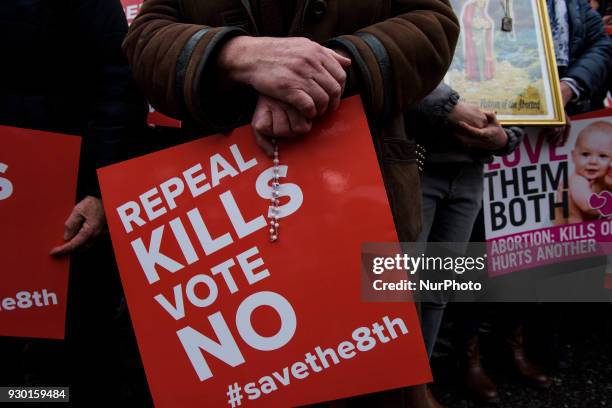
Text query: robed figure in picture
462 0 496 81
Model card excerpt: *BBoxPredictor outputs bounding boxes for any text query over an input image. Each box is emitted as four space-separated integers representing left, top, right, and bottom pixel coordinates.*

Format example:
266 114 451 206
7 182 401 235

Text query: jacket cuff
177 26 249 130
325 33 392 123
325 37 374 106
414 83 460 128
564 66 595 100
492 126 524 157
440 90 460 127
560 77 584 103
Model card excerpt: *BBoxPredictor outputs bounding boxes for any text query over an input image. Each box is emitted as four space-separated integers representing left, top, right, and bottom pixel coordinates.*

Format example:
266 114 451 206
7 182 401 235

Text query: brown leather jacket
123 0 459 241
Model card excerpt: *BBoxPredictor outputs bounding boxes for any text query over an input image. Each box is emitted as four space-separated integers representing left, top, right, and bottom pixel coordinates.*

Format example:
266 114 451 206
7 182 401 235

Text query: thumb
252 102 273 135
253 129 275 157
484 111 499 125
63 208 84 241
458 121 478 133
458 121 487 138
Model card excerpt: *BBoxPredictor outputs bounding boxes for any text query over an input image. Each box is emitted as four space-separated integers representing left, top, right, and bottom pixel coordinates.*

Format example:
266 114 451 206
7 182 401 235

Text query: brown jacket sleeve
124 0 459 129
122 0 248 130
327 0 459 123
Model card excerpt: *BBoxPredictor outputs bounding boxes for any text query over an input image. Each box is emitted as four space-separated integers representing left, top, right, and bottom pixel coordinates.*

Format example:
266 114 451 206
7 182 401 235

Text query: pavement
430 304 612 408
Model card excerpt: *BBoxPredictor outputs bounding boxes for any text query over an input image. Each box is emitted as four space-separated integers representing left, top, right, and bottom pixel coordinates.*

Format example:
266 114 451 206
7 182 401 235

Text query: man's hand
448 101 488 129
560 81 575 107
454 111 509 151
50 196 106 256
251 95 312 155
218 36 351 119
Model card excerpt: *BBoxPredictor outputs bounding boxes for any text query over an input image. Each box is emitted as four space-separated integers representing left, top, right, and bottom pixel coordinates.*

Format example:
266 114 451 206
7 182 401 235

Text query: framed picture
445 0 565 125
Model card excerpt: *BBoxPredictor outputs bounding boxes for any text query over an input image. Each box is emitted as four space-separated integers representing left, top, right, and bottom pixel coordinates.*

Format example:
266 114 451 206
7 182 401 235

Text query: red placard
148 106 182 129
98 96 430 407
0 126 81 339
121 0 143 26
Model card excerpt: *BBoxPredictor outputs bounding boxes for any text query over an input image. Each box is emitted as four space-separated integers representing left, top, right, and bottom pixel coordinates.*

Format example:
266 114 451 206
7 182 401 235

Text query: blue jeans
417 162 484 358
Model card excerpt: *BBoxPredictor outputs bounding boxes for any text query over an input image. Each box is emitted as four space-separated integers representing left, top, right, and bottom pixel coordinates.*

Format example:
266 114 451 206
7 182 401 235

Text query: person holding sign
122 1 460 406
120 4 463 408
0 0 148 253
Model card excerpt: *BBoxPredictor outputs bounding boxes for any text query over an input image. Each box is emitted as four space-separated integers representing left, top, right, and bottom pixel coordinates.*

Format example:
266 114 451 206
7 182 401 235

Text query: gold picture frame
445 0 565 126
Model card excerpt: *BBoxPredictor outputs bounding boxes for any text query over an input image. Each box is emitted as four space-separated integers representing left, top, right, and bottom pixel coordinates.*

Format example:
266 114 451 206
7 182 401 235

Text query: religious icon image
446 0 565 125
462 0 496 81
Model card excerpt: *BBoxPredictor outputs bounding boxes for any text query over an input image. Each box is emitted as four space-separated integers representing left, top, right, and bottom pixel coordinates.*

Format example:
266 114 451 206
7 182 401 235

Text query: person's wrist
496 127 509 148
560 81 575 106
217 35 256 84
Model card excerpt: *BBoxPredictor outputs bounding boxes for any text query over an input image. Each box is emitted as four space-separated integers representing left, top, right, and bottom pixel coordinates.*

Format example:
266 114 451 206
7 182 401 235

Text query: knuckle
298 51 314 64
295 97 316 117
254 122 268 134
252 117 263 130
318 93 330 106
331 83 342 97
286 95 301 110
294 94 313 109
306 49 323 63
293 55 307 67
303 38 317 49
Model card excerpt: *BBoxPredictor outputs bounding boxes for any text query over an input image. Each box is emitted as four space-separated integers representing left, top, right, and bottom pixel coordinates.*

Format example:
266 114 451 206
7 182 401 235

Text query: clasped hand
218 36 351 154
449 102 508 151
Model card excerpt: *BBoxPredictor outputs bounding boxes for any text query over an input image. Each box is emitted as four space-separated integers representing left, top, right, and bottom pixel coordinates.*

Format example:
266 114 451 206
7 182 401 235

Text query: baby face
572 131 612 181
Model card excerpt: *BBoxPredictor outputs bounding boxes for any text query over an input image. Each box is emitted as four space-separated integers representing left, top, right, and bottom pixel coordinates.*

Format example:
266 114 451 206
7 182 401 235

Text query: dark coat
563 0 612 113
0 0 147 197
123 0 460 240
